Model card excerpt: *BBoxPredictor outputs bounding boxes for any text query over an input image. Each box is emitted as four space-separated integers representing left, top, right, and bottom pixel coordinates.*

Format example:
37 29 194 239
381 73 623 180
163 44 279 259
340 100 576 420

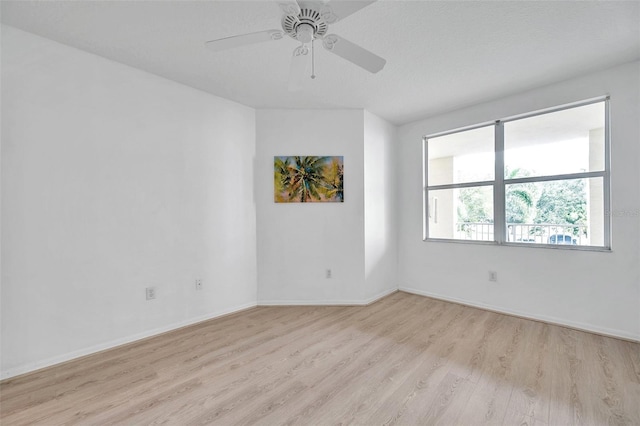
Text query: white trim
399 286 639 343
361 287 399 305
4 287 635 379
258 300 367 306
258 287 398 307
0 301 257 380
2 290 399 380
422 137 428 241
428 180 496 191
503 170 605 185
603 97 612 248
494 121 506 244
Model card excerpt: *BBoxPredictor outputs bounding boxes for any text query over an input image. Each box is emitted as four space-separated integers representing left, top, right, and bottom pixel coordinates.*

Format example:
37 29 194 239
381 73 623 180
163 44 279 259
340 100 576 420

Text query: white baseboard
361 287 398 305
399 286 640 343
0 301 257 380
258 287 397 307
6 286 634 380
3 290 399 380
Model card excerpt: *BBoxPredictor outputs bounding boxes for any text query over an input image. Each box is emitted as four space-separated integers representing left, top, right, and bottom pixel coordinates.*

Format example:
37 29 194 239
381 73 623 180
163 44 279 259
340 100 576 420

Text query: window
423 98 610 249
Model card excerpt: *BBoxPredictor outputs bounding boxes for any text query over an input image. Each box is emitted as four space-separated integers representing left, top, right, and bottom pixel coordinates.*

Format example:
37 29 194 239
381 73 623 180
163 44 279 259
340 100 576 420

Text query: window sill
423 238 611 252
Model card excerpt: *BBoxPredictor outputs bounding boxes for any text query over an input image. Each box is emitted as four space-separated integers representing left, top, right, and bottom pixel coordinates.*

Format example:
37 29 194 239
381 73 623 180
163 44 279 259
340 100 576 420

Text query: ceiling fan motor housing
282 7 328 42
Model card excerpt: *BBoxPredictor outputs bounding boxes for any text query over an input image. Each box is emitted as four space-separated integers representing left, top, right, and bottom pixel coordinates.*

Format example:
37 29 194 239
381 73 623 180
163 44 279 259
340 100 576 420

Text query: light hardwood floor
1 291 639 425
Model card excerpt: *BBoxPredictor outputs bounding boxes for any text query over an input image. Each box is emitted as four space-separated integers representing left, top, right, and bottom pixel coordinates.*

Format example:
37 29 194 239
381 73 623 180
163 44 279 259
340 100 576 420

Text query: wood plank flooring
1 291 638 425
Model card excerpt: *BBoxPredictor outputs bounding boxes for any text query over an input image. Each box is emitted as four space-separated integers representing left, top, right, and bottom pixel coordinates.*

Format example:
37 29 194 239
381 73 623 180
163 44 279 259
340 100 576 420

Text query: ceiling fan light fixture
296 23 314 43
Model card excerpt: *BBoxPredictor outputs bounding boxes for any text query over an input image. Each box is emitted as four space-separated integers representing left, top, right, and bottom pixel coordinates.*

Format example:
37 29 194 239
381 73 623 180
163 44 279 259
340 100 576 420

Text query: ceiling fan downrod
311 39 316 79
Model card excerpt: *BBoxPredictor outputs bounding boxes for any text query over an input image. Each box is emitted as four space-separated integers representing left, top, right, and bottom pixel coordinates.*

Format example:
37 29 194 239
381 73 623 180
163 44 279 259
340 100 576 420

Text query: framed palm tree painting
274 156 344 203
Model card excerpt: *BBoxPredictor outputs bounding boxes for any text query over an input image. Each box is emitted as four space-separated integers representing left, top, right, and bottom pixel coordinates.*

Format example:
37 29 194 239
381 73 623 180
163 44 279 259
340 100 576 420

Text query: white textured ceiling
2 1 639 125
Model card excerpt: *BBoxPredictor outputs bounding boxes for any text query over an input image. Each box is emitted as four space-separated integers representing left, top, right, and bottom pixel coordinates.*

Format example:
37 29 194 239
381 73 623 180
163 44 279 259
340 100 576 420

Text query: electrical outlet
489 271 498 282
195 278 203 290
326 269 332 279
146 287 156 300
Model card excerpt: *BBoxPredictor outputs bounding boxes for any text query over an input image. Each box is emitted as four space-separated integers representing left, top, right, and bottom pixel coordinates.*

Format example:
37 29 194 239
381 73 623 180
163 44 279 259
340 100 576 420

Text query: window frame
422 96 611 251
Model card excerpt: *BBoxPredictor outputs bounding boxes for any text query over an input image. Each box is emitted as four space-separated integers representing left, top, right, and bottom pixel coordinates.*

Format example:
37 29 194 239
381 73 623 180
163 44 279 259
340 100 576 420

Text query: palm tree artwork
274 156 344 203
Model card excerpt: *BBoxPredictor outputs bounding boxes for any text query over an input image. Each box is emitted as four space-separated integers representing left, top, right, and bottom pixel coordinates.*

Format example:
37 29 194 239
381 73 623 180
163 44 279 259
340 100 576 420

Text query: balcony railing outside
456 223 589 245
456 222 494 241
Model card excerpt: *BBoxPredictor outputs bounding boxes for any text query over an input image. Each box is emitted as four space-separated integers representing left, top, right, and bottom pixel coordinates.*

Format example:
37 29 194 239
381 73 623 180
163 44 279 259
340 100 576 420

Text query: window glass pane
428 186 494 241
504 102 605 179
427 126 494 186
505 177 604 246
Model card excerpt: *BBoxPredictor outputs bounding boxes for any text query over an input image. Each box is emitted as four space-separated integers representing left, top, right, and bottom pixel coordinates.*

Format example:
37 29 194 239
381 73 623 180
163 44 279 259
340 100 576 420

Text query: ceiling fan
204 0 386 90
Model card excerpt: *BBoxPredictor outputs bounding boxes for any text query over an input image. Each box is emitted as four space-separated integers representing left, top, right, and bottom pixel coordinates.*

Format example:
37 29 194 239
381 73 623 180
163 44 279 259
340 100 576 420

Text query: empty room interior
1 1 639 425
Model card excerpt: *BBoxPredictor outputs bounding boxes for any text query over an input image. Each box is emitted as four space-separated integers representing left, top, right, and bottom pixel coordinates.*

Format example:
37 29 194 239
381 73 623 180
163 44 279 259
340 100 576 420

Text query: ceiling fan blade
322 34 386 73
320 1 376 24
278 0 301 15
205 30 284 52
288 45 310 91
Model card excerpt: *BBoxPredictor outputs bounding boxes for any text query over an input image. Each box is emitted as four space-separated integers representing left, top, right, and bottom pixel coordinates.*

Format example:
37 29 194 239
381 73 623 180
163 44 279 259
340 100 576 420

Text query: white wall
4 24 636 382
1 26 258 378
255 110 366 304
397 61 640 340
364 111 397 300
